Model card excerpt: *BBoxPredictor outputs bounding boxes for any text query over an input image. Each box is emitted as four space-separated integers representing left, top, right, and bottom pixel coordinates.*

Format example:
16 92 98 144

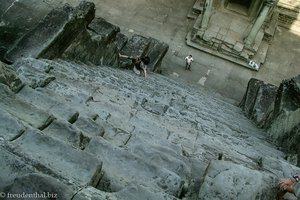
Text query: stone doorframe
223 0 264 18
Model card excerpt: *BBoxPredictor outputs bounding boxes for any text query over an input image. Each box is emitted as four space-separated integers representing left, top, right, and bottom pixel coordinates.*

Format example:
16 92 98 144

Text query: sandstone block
0 110 25 141
251 83 278 128
115 32 128 51
85 137 184 197
63 23 119 67
233 42 244 52
0 0 55 60
14 57 53 73
141 98 169 115
239 78 264 118
119 34 150 68
74 116 105 138
43 119 88 149
18 86 79 122
198 160 276 200
5 173 75 200
0 146 35 190
0 61 24 92
0 83 54 130
144 38 169 72
4 2 95 63
16 64 55 89
89 17 120 43
73 185 175 200
102 124 132 147
10 129 102 186
267 75 300 162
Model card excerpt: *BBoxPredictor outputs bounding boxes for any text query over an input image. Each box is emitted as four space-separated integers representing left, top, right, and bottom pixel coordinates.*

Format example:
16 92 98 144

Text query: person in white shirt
185 55 193 70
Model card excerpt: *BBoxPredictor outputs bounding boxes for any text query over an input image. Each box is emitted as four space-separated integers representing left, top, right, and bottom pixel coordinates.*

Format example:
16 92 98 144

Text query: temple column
244 0 274 47
197 0 213 37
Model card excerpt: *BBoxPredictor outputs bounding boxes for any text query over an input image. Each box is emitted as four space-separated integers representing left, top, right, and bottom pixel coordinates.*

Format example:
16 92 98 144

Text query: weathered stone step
9 128 102 187
43 119 89 149
74 116 105 138
125 130 192 179
16 59 55 88
6 173 75 200
0 0 56 61
97 119 132 147
0 146 35 190
62 17 123 67
197 160 277 200
0 110 26 142
144 37 169 72
73 185 177 200
119 34 150 68
0 83 54 130
0 61 24 92
4 2 95 63
18 86 79 122
85 137 184 197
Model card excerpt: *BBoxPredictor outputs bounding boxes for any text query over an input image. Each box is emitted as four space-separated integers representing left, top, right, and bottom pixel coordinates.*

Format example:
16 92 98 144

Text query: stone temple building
187 0 280 70
0 1 300 200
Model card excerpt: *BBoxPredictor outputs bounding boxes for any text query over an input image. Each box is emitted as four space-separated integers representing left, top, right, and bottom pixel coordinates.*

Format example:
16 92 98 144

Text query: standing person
185 55 193 70
276 173 300 199
119 53 150 79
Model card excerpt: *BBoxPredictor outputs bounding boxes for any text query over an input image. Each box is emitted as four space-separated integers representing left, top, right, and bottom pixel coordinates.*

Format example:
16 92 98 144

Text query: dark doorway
229 0 252 8
226 0 254 16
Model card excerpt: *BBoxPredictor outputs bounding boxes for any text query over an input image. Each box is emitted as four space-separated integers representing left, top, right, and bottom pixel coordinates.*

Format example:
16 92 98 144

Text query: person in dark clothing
119 53 150 79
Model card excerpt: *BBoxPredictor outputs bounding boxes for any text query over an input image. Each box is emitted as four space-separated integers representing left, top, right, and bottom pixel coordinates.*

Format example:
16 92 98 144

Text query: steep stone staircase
1 57 299 200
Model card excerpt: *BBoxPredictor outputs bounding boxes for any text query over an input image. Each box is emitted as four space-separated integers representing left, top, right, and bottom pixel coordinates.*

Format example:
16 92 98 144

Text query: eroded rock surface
4 2 95 63
241 76 300 169
240 78 278 128
0 61 24 92
1 2 168 73
0 1 299 200
0 57 299 200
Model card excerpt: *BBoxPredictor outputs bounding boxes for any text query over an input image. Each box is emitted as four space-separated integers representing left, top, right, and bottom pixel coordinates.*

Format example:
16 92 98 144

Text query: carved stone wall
240 75 300 167
277 0 300 32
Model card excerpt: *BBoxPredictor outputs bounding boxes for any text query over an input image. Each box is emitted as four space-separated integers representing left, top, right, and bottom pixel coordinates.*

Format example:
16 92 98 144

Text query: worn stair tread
85 137 184 197
18 86 80 122
0 146 35 189
0 83 55 130
10 129 102 186
42 119 87 149
0 110 26 141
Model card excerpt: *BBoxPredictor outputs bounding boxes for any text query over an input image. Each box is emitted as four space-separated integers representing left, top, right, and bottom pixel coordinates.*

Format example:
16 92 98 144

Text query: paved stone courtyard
87 0 300 104
3 0 299 104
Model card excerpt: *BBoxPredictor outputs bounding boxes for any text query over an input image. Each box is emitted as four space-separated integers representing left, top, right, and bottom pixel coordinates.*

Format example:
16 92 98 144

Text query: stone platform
187 9 271 71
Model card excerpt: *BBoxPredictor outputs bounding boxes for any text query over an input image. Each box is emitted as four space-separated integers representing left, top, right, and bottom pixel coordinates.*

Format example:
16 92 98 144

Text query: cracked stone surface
0 57 299 199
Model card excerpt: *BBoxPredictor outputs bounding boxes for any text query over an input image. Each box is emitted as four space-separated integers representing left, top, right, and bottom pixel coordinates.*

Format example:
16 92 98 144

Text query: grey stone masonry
1 56 299 200
0 110 25 141
9 128 102 187
240 78 278 128
0 146 35 190
85 137 184 197
144 38 169 73
198 160 277 200
4 2 95 63
0 61 24 92
119 34 150 68
241 75 300 167
0 83 54 130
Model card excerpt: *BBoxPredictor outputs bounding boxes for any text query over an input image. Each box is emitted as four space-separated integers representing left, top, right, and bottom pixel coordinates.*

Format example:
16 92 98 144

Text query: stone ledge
198 160 277 199
10 129 102 187
186 32 259 71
